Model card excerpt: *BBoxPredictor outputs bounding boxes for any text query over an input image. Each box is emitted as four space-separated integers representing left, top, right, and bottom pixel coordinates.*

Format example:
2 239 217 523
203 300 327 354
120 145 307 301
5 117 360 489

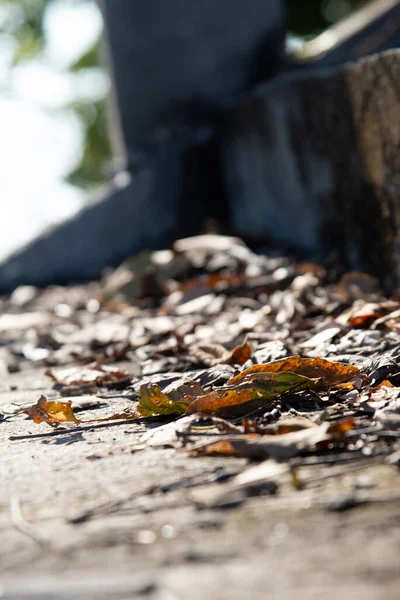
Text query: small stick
290 450 390 467
10 495 49 549
9 417 149 441
347 428 400 439
97 392 139 400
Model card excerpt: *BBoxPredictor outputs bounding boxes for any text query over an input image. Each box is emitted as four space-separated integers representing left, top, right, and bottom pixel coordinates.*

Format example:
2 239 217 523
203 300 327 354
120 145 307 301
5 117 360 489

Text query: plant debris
3 233 400 522
25 395 80 425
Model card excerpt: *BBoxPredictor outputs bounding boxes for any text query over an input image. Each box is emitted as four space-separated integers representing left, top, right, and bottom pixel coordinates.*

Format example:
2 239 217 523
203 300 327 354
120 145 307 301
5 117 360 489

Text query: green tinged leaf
185 372 318 416
137 357 360 418
138 384 189 417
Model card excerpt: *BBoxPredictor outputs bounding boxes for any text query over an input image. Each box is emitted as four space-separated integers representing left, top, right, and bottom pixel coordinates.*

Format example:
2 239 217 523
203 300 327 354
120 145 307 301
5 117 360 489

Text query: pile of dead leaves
3 234 400 486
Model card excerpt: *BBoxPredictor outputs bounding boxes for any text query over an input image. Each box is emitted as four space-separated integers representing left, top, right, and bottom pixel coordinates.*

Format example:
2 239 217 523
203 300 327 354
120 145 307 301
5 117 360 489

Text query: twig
297 457 384 488
9 417 152 441
290 450 390 467
176 430 238 438
97 392 139 400
10 495 49 548
347 428 400 439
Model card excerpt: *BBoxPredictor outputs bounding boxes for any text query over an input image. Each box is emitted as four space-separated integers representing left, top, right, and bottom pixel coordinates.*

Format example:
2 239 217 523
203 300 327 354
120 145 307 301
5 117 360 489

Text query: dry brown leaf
370 384 400 404
340 302 383 328
185 387 259 416
333 380 358 392
228 341 252 366
371 308 400 330
188 340 252 368
197 438 259 458
227 356 359 387
192 459 286 509
188 343 231 367
267 418 317 435
193 423 333 459
45 363 130 389
326 417 354 436
25 395 80 425
348 313 382 328
372 380 394 389
336 272 380 300
179 273 244 294
138 415 200 447
185 371 318 417
25 395 140 427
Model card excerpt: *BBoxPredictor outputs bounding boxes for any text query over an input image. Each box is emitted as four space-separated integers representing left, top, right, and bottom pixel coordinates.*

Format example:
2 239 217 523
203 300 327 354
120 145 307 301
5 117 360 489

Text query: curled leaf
138 415 200 447
228 341 252 366
228 356 359 387
188 343 230 367
45 363 130 389
193 423 333 459
25 395 80 425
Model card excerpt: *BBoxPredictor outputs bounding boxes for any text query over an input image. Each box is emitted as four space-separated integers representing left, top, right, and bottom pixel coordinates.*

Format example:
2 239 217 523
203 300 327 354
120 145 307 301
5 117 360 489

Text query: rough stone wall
222 50 400 288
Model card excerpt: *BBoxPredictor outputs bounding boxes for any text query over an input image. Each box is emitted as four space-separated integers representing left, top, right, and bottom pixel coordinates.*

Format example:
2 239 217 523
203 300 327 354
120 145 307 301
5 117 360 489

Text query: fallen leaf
25 396 141 427
371 308 400 330
188 340 252 367
336 272 380 300
25 395 80 425
326 417 354 435
188 343 231 367
348 313 381 328
0 312 52 332
336 302 383 328
165 380 207 402
266 418 317 435
192 459 285 509
137 384 190 417
185 387 263 417
173 233 246 254
138 415 200 447
193 423 333 459
369 383 400 403
179 273 244 294
228 340 252 366
45 363 130 389
185 372 318 416
227 356 359 387
300 327 341 349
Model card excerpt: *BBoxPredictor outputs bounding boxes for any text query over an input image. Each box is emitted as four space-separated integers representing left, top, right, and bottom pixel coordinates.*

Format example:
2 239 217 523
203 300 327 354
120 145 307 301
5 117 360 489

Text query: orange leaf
228 356 359 387
186 387 259 416
348 313 381 328
197 439 259 457
25 395 80 425
372 380 394 389
228 341 252 366
327 417 354 435
186 371 318 416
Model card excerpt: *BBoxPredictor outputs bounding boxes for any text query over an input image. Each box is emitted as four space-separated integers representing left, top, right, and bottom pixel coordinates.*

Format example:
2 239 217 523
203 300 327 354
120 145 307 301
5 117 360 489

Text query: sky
0 0 107 260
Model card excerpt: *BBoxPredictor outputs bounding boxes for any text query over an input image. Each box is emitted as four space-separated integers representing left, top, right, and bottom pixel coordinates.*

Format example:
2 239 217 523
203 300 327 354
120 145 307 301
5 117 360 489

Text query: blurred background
0 0 367 260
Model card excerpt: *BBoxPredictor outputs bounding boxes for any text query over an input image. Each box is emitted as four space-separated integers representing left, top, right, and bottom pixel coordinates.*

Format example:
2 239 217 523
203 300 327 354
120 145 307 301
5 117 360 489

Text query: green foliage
3 0 371 193
3 0 47 61
286 0 369 37
67 100 112 189
3 0 111 191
